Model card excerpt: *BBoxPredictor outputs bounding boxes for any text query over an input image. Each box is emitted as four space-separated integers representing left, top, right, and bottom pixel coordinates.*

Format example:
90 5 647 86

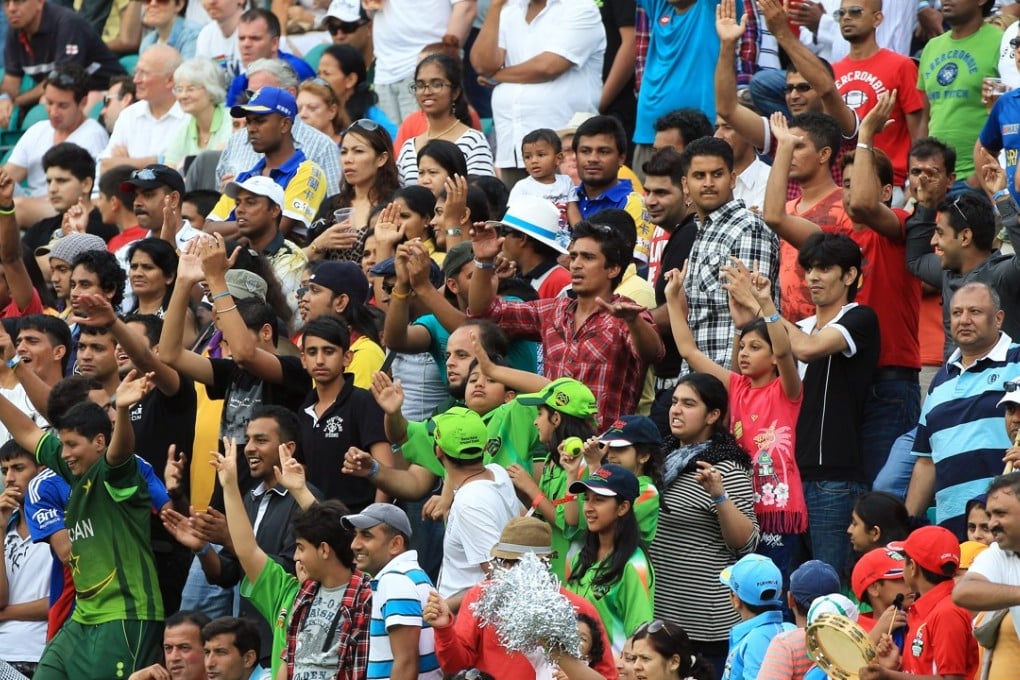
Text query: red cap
888 526 961 576
851 547 906 599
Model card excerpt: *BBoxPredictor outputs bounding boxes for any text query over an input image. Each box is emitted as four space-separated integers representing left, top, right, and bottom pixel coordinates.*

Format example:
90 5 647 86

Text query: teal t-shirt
414 309 539 383
918 23 1002 177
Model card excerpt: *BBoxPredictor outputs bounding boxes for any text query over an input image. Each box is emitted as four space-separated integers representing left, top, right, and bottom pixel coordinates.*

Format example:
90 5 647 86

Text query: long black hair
321 43 377 125
540 404 596 468
126 237 178 312
415 53 471 125
568 495 642 589
631 620 716 680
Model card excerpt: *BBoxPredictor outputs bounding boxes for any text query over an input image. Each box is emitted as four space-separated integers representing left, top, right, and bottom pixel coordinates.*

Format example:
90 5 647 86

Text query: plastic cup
333 207 355 226
985 78 1009 96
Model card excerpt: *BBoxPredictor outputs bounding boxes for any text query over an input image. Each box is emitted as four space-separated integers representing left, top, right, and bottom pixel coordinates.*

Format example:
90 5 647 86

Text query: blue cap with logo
230 86 296 120
719 554 783 606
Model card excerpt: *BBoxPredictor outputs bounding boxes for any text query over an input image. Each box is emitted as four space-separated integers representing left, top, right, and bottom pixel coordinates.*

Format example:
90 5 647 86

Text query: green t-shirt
571 474 660 544
398 401 543 477
565 547 655 654
240 558 302 677
536 463 572 581
35 432 163 624
918 23 1002 177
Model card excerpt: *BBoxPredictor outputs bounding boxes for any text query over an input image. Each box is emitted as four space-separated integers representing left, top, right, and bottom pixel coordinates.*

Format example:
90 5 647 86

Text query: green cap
516 377 597 420
433 407 489 460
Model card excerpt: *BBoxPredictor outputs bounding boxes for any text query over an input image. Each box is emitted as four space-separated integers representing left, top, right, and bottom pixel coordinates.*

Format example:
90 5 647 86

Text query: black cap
120 164 186 196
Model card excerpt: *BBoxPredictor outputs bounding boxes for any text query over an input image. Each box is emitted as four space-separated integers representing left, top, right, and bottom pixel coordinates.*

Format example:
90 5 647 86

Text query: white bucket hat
486 196 569 254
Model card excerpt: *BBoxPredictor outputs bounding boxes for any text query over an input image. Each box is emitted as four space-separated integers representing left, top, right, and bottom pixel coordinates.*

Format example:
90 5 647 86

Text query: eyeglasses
326 18 368 35
343 118 381 136
833 6 866 19
409 80 452 94
172 84 203 95
784 83 813 94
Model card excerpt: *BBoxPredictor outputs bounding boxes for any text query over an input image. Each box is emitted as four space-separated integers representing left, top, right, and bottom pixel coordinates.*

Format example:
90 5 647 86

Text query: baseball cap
719 554 783 607
225 269 268 302
225 175 284 209
486 196 569 254
442 241 474 280
490 516 553 560
998 378 1020 407
790 560 841 609
516 377 597 420
807 594 860 625
309 261 370 305
341 502 413 538
120 164 186 196
38 232 107 261
851 546 906 600
432 406 489 460
556 112 597 139
323 0 368 24
568 464 639 501
959 540 989 569
599 415 661 448
889 525 961 575
230 86 296 120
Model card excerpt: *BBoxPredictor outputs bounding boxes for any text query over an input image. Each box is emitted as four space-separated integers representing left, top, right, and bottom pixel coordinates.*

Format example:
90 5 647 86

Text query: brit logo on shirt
65 44 80 56
321 415 344 438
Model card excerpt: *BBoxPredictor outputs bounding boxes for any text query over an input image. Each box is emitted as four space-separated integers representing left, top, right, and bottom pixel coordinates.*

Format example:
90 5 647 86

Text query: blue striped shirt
367 551 441 680
912 333 1020 536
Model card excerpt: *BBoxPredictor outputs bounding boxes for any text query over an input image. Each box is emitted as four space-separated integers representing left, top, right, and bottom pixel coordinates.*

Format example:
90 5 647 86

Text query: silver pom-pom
471 552 582 661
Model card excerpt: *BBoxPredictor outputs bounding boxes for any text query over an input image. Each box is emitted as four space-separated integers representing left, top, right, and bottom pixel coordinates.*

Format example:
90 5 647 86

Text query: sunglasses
1005 381 1020 393
784 83 813 94
949 196 969 225
343 118 381 136
46 71 79 88
326 18 368 35
833 6 866 19
131 168 159 181
635 619 680 639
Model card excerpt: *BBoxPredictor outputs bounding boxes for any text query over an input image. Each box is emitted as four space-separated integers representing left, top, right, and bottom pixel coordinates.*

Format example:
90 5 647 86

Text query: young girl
373 185 438 263
566 464 655 655
848 491 911 555
665 260 806 580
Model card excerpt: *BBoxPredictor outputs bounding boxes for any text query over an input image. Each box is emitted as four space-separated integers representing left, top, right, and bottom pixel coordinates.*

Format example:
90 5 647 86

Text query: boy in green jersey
0 369 164 679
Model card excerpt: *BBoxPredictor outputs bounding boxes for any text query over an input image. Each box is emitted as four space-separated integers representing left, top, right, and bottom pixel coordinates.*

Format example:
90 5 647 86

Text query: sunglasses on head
1005 381 1020 393
784 83 813 94
343 118 382 136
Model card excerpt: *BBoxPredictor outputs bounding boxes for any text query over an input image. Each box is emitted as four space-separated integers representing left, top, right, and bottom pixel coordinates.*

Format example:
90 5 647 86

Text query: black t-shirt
25 208 118 252
795 304 880 482
129 375 197 487
653 216 698 379
208 355 312 443
599 0 637 128
297 377 387 513
5 3 126 90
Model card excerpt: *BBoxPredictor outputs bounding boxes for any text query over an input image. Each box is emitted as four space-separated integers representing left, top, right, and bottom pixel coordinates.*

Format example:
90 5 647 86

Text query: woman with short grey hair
163 58 232 172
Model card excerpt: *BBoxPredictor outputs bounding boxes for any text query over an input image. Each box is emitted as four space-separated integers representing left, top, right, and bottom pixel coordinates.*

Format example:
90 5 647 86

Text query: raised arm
743 261 801 400
469 0 508 77
762 113 823 246
405 241 467 333
715 0 766 149
216 436 268 584
445 0 476 45
274 443 318 510
382 245 433 354
467 223 502 315
107 370 155 467
847 91 905 241
903 173 948 288
0 388 45 454
342 447 438 501
664 265 731 384
0 170 36 313
371 371 410 446
159 241 215 385
469 331 549 394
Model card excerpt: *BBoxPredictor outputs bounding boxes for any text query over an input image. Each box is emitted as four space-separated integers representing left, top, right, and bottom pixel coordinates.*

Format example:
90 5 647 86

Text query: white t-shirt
372 0 463 85
968 542 1020 637
799 0 916 61
293 583 347 679
9 118 109 197
999 23 1020 89
99 100 189 161
491 0 606 168
508 174 576 206
396 128 495 185
0 520 52 662
438 464 523 598
734 157 771 212
196 23 242 81
0 384 42 448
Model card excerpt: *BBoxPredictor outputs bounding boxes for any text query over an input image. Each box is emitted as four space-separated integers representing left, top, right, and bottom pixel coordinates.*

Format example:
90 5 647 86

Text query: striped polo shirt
912 333 1020 537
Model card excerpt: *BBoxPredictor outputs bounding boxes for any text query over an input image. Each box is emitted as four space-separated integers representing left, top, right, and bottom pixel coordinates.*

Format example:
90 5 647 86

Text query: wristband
390 288 411 299
0 205 14 216
446 228 462 237
5 355 20 370
994 189 1010 203
764 312 781 324
368 459 380 478
552 494 578 506
211 290 232 301
473 259 495 270
856 143 873 152
918 0 932 9
713 492 729 505
215 304 238 314
195 543 211 557
531 493 547 509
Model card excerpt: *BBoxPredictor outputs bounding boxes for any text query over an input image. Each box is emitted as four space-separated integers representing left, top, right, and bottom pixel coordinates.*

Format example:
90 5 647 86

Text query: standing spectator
917 0 1000 183
343 503 442 680
979 40 1020 204
470 0 605 186
4 66 108 201
906 282 1020 538
714 116 772 211
139 0 202 59
506 129 581 229
321 0 373 71
468 218 665 428
369 0 476 124
680 136 779 369
195 0 247 81
598 0 637 147
224 9 315 107
98 45 188 174
0 0 126 126
832 0 924 199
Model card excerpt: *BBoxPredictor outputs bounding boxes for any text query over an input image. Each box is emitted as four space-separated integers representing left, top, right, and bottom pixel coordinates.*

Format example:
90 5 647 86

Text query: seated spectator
0 0 126 126
225 9 315 107
200 617 262 680
651 108 715 155
373 186 438 262
118 163 202 257
77 0 142 55
316 43 396 138
493 197 572 299
5 65 108 203
163 58 233 174
126 611 210 680
98 45 189 174
139 0 202 59
99 75 135 136
182 189 221 232
195 0 246 80
297 78 344 145
397 54 494 185
851 547 911 644
629 620 716 680
412 139 468 199
506 129 581 229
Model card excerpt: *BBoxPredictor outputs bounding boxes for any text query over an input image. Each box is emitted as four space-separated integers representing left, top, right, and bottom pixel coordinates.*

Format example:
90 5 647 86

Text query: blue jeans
400 497 446 583
802 480 869 576
860 378 921 485
462 26 493 119
179 550 234 619
758 532 799 622
749 68 791 119
872 427 917 498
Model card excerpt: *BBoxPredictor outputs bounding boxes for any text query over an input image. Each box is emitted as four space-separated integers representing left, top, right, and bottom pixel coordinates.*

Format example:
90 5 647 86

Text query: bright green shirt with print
572 473 660 544
565 547 655 654
240 558 301 677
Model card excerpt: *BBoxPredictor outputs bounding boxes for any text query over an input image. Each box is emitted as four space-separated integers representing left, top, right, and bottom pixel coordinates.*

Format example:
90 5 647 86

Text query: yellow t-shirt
209 156 327 228
347 334 385 389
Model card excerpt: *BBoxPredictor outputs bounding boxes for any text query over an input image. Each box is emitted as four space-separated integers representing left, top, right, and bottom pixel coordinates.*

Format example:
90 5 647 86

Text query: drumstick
886 593 905 638
1006 430 1020 474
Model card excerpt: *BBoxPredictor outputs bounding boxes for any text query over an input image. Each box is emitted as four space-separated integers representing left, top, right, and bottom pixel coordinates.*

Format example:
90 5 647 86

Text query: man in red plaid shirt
467 219 665 429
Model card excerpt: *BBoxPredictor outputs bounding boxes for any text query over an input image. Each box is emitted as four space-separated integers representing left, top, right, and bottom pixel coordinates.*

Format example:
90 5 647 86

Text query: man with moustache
128 611 211 680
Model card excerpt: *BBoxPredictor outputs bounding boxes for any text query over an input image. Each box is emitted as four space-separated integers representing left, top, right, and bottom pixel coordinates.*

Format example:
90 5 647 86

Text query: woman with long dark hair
647 373 758 677
316 44 395 137
396 53 493 185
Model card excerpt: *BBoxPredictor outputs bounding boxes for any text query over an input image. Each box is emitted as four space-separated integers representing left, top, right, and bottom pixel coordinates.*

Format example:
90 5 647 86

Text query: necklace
452 468 487 493
426 118 460 141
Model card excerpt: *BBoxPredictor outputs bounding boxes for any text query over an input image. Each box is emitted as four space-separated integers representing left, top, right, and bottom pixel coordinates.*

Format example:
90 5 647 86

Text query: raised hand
405 240 434 289
715 0 748 42
441 174 469 229
374 202 405 253
370 371 405 415
64 199 89 235
469 331 494 375
0 486 22 526
274 443 307 492
115 369 155 409
423 590 453 628
160 507 207 552
757 0 792 35
189 506 230 546
507 463 540 498
469 221 503 262
0 168 15 207
72 293 118 328
860 90 897 140
164 445 186 497
162 195 183 236
177 238 206 285
213 436 239 489
721 257 761 314
977 149 1007 197
197 233 232 281
769 111 801 148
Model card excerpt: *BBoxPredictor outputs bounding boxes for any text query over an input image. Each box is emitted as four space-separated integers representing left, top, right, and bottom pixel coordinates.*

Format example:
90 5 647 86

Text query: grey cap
39 233 107 262
341 503 412 538
225 269 267 302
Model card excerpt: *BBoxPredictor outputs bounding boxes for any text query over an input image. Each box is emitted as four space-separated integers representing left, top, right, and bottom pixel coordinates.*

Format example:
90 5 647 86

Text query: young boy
0 440 50 676
507 128 581 228
719 554 795 680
